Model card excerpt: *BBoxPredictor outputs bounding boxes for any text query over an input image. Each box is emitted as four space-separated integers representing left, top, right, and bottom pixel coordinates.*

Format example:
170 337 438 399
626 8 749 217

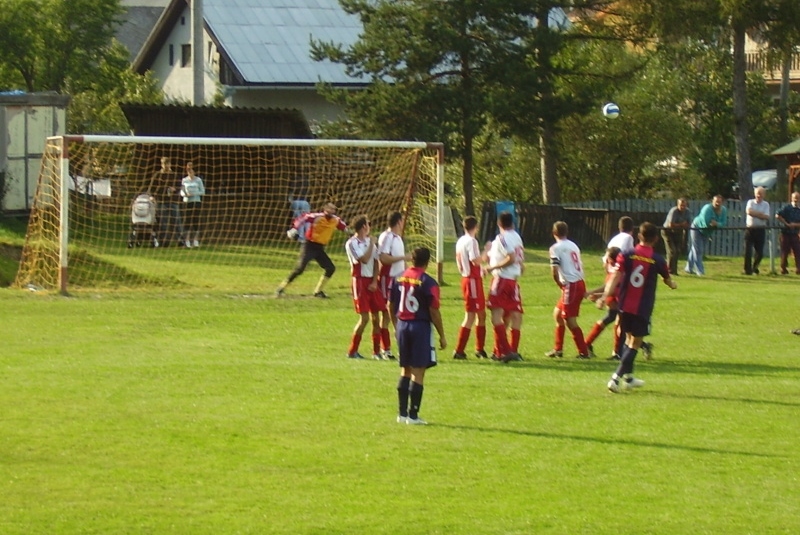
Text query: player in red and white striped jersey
377 211 412 360
452 215 488 359
344 216 382 359
486 211 524 363
547 221 590 360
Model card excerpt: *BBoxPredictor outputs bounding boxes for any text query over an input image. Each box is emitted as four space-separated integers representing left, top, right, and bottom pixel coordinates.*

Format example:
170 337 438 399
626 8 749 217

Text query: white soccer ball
602 102 620 119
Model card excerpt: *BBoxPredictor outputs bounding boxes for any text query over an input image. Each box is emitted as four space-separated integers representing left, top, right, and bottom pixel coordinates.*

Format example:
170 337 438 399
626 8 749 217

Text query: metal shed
0 92 70 212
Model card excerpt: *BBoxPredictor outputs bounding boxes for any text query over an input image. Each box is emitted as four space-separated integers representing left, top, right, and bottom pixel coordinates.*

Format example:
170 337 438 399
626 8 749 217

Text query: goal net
14 136 444 294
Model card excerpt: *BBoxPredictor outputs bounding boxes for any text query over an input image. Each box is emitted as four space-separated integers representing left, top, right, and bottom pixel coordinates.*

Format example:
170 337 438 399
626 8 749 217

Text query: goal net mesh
14 136 442 293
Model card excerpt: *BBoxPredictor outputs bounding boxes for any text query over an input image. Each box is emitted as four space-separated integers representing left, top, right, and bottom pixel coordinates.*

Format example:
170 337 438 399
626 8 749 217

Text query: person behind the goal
276 203 350 298
181 161 205 248
148 156 185 247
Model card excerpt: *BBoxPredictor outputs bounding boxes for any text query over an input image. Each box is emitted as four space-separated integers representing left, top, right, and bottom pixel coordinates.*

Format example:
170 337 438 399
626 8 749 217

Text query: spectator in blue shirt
685 195 727 276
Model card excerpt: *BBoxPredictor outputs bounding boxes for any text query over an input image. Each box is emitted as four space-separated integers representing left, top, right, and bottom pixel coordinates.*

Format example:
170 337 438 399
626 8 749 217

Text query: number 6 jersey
614 244 670 319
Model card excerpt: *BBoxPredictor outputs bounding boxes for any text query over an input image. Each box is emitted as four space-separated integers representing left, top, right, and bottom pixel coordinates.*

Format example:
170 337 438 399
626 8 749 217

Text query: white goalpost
15 135 445 294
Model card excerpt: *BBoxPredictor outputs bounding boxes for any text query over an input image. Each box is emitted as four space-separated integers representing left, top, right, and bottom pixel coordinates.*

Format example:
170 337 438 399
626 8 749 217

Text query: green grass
1 244 799 534
0 215 26 286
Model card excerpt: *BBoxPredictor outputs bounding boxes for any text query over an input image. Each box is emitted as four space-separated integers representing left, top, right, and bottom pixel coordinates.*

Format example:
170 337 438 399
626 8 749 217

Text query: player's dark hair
463 215 478 232
639 222 658 243
353 215 369 232
619 216 634 233
498 211 513 229
552 220 568 238
412 247 431 267
388 211 404 228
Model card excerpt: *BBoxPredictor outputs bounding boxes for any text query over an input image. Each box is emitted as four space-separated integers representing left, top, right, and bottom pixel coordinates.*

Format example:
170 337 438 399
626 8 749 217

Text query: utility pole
191 0 204 105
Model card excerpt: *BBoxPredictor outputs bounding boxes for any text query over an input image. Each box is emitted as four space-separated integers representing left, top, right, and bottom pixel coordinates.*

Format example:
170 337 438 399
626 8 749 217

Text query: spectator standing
545 221 590 360
391 247 446 425
600 222 677 393
685 195 727 276
486 211 524 363
377 212 413 360
276 203 349 298
775 192 800 275
344 216 381 359
289 174 311 244
149 157 185 247
452 215 488 360
743 187 770 275
181 162 206 248
661 198 692 275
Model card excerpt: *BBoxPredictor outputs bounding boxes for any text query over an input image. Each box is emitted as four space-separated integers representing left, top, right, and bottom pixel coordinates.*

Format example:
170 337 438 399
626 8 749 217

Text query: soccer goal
14 135 445 293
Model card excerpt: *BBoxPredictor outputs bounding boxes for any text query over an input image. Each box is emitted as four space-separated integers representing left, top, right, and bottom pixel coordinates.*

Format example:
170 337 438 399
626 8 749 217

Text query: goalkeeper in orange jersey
276 202 351 298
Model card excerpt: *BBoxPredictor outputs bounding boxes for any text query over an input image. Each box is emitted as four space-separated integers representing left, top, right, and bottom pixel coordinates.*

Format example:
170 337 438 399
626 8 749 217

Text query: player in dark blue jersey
598 222 676 393
390 247 447 424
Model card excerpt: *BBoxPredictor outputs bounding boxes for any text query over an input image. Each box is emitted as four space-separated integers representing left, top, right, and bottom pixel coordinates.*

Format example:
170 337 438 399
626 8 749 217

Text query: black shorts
396 320 437 369
619 312 651 338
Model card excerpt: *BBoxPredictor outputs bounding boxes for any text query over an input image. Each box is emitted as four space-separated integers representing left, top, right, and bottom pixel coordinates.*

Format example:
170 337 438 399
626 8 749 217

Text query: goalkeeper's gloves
286 228 299 240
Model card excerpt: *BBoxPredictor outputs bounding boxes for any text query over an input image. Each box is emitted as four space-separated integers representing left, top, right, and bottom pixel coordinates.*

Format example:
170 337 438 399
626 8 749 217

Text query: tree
0 0 42 91
68 40 163 134
488 4 651 203
313 0 540 216
313 0 659 208
753 0 800 145
0 0 123 92
0 0 163 133
556 51 699 200
620 0 800 200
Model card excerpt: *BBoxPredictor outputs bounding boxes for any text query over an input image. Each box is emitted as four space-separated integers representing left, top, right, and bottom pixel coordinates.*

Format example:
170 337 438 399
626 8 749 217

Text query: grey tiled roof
204 0 364 86
117 6 167 61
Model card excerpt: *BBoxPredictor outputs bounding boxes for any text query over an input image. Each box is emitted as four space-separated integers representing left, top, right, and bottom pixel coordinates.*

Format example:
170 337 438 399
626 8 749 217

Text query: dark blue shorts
619 312 651 338
396 320 437 369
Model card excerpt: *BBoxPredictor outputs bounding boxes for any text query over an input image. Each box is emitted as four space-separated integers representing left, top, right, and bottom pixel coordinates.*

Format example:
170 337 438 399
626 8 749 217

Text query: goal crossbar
67 135 438 150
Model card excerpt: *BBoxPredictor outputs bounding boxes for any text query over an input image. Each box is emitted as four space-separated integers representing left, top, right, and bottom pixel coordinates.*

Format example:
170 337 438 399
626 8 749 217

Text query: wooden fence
479 199 792 260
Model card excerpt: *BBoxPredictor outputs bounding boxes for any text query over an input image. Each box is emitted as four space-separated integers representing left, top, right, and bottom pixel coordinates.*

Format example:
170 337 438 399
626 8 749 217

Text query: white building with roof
133 0 366 125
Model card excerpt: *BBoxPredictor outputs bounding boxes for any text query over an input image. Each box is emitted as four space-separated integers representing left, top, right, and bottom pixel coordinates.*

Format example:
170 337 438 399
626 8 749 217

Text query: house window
169 44 174 66
181 44 191 67
219 61 235 85
181 16 185 25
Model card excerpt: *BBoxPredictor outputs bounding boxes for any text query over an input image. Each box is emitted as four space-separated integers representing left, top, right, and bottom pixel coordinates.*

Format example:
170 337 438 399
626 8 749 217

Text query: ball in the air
602 102 620 119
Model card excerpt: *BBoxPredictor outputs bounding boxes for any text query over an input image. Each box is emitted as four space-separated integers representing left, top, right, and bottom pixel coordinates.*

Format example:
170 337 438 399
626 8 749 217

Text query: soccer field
1 247 798 534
